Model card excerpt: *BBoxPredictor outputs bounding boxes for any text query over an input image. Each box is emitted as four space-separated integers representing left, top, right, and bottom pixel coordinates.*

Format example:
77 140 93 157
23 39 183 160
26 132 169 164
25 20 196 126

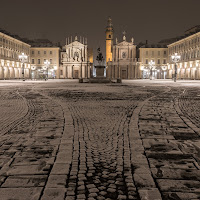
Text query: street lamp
44 60 50 81
19 53 28 81
171 53 181 82
31 66 36 80
149 60 155 80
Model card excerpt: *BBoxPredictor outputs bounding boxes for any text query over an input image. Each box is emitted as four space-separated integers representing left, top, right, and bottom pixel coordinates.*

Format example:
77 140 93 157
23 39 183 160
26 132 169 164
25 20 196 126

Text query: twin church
60 17 139 80
2 17 198 80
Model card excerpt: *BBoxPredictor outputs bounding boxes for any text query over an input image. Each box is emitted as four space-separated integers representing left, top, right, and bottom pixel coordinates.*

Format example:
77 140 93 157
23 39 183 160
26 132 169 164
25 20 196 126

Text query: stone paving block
0 187 43 200
151 167 200 180
133 173 156 188
163 192 200 200
41 188 66 200
147 155 196 169
6 164 50 175
138 188 162 200
157 179 200 192
51 163 70 175
46 174 67 188
56 152 73 163
1 175 47 187
12 156 55 166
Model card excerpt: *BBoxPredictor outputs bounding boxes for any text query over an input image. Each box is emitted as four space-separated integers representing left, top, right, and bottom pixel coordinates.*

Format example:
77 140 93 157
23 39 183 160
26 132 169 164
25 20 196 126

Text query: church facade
106 18 138 79
60 36 91 79
107 36 138 79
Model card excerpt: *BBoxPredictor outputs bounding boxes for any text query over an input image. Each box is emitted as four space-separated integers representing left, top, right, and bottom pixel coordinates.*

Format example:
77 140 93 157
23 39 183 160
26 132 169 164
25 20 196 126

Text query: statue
96 47 104 62
123 31 126 41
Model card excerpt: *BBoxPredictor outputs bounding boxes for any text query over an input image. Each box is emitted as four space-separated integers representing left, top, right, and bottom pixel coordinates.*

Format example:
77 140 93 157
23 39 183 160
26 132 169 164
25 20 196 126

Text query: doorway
121 70 127 79
74 70 79 79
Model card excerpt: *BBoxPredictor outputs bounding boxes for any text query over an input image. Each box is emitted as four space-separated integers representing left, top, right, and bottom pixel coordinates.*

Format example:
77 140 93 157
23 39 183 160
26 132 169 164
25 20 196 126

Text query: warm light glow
54 66 58 70
140 66 144 70
31 66 36 70
43 66 47 70
44 60 50 66
171 53 181 63
19 53 28 62
162 66 167 71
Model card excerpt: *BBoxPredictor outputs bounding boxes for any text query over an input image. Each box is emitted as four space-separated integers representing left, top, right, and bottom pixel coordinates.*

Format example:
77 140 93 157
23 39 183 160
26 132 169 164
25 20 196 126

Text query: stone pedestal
95 65 105 77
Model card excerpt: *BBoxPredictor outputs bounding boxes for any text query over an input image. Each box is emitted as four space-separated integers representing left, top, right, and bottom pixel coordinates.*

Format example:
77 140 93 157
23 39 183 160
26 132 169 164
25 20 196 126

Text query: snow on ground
0 79 200 200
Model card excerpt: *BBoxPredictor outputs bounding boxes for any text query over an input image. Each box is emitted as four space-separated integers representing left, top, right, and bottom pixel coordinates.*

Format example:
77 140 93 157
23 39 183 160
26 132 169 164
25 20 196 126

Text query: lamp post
44 60 50 81
149 60 155 80
19 53 28 81
171 53 181 82
31 66 36 80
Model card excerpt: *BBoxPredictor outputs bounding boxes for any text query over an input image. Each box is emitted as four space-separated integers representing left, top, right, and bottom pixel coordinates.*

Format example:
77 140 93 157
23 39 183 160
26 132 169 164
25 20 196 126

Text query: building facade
60 36 91 79
0 31 31 79
139 45 168 79
168 31 200 80
107 35 138 79
30 47 60 79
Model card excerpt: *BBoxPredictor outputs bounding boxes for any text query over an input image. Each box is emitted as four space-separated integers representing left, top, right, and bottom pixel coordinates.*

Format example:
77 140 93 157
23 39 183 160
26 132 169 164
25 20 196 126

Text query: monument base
95 65 105 77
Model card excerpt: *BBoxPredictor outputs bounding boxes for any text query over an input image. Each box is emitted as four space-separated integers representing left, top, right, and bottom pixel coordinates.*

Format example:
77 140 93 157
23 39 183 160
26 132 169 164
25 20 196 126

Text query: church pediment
117 41 133 46
67 41 85 47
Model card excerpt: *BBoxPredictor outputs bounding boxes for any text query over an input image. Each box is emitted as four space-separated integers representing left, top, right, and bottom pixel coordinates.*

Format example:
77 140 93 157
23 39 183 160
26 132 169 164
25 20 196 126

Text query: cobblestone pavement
0 80 200 200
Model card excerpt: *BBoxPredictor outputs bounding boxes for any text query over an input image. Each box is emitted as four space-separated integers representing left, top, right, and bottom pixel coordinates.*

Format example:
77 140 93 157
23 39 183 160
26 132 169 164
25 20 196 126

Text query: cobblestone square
0 79 200 200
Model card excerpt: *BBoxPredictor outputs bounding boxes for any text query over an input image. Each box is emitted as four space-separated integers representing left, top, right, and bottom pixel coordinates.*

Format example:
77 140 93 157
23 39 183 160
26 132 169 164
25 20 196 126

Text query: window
145 59 148 64
32 59 34 64
32 51 34 54
50 51 52 55
157 59 160 64
38 51 40 54
50 59 52 64
164 51 167 55
44 51 46 54
146 51 148 56
109 35 111 38
44 59 46 63
158 51 160 56
38 59 40 64
60 70 63 75
163 59 166 64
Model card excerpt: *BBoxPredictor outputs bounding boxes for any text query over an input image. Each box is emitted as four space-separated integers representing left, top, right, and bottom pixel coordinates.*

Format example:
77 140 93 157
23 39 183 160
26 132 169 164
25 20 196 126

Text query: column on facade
0 66 4 79
72 65 74 78
128 64 131 79
63 65 67 78
128 46 129 59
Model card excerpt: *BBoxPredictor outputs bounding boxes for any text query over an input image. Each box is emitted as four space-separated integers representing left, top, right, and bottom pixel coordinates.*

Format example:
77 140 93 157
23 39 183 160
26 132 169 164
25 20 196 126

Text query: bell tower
106 17 114 63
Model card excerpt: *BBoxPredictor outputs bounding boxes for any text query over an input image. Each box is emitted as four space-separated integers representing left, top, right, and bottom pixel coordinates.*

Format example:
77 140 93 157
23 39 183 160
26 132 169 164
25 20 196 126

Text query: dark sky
1 0 200 55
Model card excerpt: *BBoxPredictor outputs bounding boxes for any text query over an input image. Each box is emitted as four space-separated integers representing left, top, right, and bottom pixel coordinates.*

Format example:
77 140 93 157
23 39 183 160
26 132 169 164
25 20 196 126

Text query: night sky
1 0 200 55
